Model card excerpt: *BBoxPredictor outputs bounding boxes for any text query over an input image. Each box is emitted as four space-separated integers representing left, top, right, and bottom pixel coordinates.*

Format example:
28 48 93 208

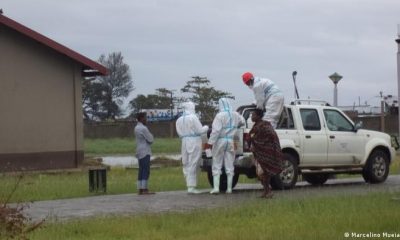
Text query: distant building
143 108 183 122
339 105 380 117
339 95 399 117
384 95 398 115
0 15 107 171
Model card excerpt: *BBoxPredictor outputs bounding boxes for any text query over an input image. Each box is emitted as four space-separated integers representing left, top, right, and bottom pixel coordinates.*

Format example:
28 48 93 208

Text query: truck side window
323 109 353 132
300 109 321 131
277 107 294 129
242 109 254 129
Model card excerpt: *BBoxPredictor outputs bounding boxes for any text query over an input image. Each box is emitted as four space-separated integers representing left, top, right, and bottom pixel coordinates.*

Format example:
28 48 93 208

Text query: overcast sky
2 0 400 111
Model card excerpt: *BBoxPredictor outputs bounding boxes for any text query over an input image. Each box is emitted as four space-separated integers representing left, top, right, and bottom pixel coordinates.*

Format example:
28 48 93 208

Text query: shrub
0 175 44 240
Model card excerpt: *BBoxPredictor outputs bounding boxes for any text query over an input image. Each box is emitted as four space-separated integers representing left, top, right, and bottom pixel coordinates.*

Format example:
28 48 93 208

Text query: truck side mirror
354 121 363 131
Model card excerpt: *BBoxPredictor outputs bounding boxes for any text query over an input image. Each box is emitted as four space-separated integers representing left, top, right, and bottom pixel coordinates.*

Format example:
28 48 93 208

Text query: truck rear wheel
270 152 298 190
207 169 239 192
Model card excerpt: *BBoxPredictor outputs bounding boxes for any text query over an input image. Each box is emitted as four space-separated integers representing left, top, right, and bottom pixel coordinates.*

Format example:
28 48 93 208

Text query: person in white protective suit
176 102 209 194
242 72 284 129
205 98 245 194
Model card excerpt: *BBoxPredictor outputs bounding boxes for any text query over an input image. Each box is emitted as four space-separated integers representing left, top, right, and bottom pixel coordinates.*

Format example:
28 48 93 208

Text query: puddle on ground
101 155 181 167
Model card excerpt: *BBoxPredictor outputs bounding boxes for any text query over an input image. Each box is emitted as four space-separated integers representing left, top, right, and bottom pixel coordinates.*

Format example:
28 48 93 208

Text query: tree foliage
129 88 175 115
82 52 133 121
181 76 234 121
82 77 108 121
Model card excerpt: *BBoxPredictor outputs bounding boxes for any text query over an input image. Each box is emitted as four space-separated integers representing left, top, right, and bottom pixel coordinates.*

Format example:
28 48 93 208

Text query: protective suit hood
182 101 195 115
218 98 233 112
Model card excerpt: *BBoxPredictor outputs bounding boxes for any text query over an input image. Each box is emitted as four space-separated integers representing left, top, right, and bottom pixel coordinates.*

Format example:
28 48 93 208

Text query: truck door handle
305 135 311 139
329 135 335 139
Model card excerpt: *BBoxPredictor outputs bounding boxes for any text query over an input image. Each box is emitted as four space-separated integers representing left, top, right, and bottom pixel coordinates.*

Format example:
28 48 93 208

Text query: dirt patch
151 156 181 167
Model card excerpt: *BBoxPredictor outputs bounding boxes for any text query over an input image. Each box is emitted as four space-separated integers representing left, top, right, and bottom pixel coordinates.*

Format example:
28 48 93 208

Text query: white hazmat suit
176 102 209 194
208 98 245 194
252 77 284 128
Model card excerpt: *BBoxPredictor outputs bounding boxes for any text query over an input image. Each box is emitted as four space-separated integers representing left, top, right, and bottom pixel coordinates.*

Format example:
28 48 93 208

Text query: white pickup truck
201 99 397 191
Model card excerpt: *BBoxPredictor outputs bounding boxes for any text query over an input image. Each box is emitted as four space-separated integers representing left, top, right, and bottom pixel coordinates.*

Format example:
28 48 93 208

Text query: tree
181 76 234 122
93 52 133 120
82 77 108 121
129 88 176 116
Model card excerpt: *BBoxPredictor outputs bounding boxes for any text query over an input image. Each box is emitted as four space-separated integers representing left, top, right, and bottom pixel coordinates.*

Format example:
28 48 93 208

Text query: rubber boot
187 187 201 194
210 175 220 194
226 174 234 194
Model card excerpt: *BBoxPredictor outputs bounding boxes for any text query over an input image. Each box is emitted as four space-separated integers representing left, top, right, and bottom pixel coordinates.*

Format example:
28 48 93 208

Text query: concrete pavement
23 175 400 222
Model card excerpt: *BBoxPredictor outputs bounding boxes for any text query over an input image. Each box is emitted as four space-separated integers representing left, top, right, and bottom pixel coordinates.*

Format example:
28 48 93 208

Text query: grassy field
1 137 398 203
390 155 400 175
0 167 214 203
1 156 398 203
3 138 399 239
29 192 400 240
84 137 181 156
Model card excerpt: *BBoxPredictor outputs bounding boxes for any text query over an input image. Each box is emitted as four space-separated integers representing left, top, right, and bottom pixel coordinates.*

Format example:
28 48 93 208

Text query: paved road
23 175 400 222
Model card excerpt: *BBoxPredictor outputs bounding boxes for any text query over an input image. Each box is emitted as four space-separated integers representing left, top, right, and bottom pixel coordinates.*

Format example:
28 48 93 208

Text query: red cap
242 72 254 85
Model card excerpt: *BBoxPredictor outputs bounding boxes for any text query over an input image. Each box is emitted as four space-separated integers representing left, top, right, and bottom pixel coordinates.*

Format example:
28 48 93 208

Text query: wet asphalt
22 175 400 222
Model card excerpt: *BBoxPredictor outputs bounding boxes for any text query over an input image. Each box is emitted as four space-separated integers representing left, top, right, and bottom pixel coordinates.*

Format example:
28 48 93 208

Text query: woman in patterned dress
249 109 283 198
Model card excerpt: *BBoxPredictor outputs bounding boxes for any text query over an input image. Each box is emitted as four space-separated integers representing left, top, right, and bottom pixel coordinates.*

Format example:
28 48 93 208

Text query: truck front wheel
270 152 298 190
362 150 389 184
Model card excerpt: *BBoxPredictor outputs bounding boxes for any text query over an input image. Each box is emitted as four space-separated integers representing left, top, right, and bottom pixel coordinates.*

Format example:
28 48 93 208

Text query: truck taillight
243 133 251 152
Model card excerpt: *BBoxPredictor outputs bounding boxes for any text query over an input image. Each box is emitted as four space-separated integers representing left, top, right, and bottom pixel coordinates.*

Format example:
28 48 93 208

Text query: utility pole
329 72 343 107
396 24 400 137
380 91 385 132
168 89 176 138
292 71 299 99
170 91 173 119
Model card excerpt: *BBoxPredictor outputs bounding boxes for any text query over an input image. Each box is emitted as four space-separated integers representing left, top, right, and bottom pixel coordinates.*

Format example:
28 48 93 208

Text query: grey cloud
2 0 400 110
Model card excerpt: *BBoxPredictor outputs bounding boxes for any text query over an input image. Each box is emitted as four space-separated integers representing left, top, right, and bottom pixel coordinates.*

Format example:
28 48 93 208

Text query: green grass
1 156 398 203
390 155 400 174
0 167 209 203
0 166 257 203
84 137 181 156
29 192 400 240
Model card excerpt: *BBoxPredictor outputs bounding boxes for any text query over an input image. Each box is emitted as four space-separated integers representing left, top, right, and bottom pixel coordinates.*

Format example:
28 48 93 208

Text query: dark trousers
138 155 151 181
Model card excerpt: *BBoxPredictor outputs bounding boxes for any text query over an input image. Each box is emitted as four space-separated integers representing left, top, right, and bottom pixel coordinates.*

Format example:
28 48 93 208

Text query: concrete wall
0 25 84 171
84 121 179 138
353 115 398 135
83 116 399 139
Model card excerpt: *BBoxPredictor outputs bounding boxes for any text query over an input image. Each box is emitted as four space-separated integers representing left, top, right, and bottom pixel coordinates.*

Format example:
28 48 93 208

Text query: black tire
362 150 390 184
270 152 298 190
207 169 239 192
303 173 329 185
